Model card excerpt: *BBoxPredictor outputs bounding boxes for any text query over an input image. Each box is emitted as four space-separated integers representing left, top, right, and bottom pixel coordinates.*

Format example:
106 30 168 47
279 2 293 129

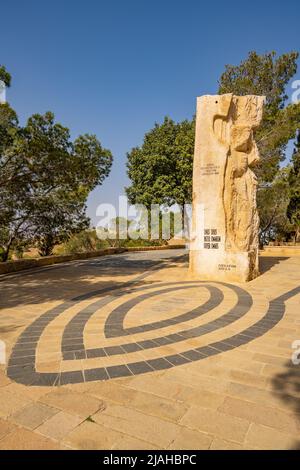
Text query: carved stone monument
189 93 264 282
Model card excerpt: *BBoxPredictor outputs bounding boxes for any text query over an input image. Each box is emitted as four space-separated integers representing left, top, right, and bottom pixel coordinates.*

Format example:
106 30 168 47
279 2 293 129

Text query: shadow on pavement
259 256 289 274
271 360 300 449
0 251 188 309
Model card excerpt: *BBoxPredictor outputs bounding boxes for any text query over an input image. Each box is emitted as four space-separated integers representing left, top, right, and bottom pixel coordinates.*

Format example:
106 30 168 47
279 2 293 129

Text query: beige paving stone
218 355 264 375
228 369 269 388
36 353 61 363
245 423 296 450
87 381 138 405
247 343 291 358
63 420 121 450
180 406 250 443
179 362 230 381
60 443 75 450
252 353 290 366
0 372 11 388
166 369 229 394
209 438 244 450
39 389 106 418
112 435 158 450
0 388 31 418
36 411 83 440
0 427 60 449
10 402 59 430
219 396 299 434
261 364 295 378
80 359 105 370
93 403 183 448
0 418 18 440
130 392 188 422
36 360 61 373
174 385 225 410
125 374 180 400
65 382 90 393
3 382 52 400
60 360 83 372
168 427 212 450
226 381 290 411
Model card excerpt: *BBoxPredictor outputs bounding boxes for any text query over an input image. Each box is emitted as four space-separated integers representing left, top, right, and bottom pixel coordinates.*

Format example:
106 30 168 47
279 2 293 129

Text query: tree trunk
296 227 300 244
1 238 13 262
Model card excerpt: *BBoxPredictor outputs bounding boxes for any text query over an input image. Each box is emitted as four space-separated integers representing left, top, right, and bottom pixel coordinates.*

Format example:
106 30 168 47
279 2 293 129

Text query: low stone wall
125 245 186 252
0 245 186 275
262 245 300 256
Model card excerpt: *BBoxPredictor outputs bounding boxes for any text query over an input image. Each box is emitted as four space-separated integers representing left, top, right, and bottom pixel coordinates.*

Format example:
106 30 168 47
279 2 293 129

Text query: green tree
32 193 89 256
219 50 300 182
257 168 293 246
126 51 300 211
0 70 113 260
0 65 11 87
126 51 300 246
62 229 108 254
287 132 300 242
126 117 194 224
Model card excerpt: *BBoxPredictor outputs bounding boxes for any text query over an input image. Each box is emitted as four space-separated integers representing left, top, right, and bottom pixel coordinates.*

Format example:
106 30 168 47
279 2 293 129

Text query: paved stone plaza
0 249 299 449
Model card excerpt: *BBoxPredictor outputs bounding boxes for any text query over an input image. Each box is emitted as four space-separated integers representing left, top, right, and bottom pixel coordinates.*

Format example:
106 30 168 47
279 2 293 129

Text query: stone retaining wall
262 245 300 256
0 245 186 275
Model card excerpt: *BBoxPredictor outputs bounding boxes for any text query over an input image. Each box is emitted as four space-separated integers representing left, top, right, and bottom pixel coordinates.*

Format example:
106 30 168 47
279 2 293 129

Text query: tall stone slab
189 94 264 282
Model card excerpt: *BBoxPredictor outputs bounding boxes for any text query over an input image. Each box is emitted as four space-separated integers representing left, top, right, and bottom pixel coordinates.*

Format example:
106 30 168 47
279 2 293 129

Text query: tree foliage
126 117 194 208
0 65 11 87
219 50 300 182
0 68 113 260
287 132 300 241
126 50 300 245
257 168 293 245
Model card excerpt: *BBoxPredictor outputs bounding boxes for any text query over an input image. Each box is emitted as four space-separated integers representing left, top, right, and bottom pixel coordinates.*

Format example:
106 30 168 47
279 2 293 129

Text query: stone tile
219 396 299 434
228 369 268 388
0 388 31 418
168 427 212 450
245 423 296 450
261 364 291 378
36 411 83 440
3 382 52 400
209 438 244 450
63 421 121 450
93 403 182 448
84 367 109 382
174 385 224 410
10 402 59 430
0 427 60 449
127 361 154 375
226 381 296 411
0 372 11 388
39 389 106 418
112 435 158 450
180 406 250 443
0 418 18 440
125 375 179 400
166 369 229 394
37 361 61 373
60 371 84 385
252 353 289 366
87 381 138 405
130 392 189 422
106 364 132 379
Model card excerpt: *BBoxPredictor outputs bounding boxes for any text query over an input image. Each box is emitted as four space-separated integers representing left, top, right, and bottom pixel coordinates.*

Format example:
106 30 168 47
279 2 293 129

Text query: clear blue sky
1 0 299 226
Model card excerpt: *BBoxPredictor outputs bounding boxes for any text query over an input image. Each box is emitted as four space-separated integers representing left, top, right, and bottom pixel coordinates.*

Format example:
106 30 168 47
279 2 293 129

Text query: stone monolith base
189 93 264 282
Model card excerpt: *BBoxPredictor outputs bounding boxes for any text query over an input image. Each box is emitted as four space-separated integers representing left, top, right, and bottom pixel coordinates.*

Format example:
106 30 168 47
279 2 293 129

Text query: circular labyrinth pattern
6 280 300 386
